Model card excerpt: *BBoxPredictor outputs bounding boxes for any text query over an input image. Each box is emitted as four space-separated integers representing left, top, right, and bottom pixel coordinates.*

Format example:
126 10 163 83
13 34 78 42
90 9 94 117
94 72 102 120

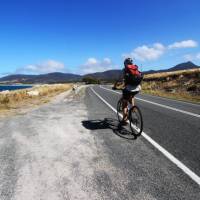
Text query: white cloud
123 39 198 62
184 52 200 61
0 72 11 78
168 40 198 49
80 57 118 74
197 53 200 59
16 60 66 74
123 43 166 61
85 58 98 65
184 54 193 61
103 58 112 64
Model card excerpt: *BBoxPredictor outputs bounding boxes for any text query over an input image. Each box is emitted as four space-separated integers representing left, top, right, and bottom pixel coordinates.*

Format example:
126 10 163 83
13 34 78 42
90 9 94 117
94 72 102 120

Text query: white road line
90 87 200 186
99 86 200 118
142 93 200 107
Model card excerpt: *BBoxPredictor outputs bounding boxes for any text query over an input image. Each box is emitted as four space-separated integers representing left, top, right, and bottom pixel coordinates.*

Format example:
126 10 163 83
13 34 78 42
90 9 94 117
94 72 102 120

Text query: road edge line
91 87 200 186
99 86 200 118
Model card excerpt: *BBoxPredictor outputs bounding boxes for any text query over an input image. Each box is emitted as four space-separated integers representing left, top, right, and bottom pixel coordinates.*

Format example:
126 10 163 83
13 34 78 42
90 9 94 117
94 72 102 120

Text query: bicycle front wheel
129 106 143 136
117 98 123 123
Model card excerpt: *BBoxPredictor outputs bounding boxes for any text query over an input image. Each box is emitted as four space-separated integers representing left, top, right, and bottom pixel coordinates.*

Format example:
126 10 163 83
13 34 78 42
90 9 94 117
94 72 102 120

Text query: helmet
124 58 133 67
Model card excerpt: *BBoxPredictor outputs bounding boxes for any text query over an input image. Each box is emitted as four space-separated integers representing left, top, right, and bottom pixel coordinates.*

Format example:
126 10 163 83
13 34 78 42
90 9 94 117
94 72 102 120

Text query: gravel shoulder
0 86 100 200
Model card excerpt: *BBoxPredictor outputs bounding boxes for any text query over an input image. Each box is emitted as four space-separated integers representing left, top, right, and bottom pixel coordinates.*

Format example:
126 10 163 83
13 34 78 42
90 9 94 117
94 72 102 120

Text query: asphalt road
0 86 199 200
92 85 200 176
85 85 200 197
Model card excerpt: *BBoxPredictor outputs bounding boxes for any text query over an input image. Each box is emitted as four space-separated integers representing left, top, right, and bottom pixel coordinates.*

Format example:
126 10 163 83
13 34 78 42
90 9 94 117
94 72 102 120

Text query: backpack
124 65 143 86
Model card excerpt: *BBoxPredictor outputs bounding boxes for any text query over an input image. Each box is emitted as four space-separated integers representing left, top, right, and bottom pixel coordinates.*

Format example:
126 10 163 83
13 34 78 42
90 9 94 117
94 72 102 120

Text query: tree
82 77 100 84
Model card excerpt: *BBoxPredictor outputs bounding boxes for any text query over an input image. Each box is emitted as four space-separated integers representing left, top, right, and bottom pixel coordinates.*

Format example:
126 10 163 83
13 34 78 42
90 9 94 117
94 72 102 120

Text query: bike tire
117 98 124 123
129 105 143 136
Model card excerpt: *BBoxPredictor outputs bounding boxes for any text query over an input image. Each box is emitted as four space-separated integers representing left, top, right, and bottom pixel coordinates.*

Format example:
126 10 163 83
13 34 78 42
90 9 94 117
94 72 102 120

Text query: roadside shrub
82 77 100 84
187 85 198 92
0 95 10 105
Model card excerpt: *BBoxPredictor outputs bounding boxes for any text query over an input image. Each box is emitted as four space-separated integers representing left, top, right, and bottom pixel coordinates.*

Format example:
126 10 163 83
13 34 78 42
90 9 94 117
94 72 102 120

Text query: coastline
0 85 33 92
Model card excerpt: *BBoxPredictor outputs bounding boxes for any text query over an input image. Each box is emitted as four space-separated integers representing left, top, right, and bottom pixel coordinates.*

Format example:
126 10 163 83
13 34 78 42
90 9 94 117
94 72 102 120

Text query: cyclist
121 58 143 124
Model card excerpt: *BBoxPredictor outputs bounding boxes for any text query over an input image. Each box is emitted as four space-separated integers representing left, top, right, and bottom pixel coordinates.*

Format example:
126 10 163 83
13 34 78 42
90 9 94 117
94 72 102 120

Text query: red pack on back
127 64 141 76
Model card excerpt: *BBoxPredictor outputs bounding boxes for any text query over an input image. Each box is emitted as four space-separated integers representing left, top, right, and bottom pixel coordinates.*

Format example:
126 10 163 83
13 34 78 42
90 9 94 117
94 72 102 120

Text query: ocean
0 85 33 92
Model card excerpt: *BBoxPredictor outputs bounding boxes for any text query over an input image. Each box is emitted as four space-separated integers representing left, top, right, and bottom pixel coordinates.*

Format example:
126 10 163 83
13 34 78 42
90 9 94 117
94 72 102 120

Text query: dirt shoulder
0 86 101 199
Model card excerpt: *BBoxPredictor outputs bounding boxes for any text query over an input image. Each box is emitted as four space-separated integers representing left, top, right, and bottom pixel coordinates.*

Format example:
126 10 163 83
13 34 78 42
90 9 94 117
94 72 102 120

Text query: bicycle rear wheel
117 98 123 123
129 106 143 136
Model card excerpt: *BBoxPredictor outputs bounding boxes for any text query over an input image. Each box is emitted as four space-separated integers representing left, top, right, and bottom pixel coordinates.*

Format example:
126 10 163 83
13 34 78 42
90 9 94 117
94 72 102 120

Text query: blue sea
0 85 33 92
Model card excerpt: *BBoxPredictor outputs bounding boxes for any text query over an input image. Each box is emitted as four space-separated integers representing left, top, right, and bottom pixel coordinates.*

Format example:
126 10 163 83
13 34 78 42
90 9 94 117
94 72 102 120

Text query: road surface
0 86 199 200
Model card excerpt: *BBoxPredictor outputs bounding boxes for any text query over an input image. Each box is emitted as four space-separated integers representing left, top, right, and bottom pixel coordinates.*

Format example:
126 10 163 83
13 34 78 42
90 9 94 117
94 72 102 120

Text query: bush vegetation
0 84 72 112
82 77 100 84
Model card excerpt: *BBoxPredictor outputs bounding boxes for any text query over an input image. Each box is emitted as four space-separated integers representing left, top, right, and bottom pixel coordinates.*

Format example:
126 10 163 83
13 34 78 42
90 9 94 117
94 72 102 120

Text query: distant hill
0 61 199 84
143 61 199 74
84 70 122 81
0 72 82 84
168 61 198 71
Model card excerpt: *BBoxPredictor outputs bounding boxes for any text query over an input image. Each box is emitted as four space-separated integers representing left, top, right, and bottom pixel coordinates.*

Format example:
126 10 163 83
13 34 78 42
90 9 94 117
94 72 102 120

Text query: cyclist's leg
129 91 139 110
122 99 128 121
129 94 135 106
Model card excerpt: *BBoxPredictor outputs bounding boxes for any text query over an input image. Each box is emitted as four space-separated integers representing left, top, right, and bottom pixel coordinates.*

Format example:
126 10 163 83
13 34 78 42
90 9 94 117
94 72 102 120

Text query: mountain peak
170 61 199 71
185 61 194 64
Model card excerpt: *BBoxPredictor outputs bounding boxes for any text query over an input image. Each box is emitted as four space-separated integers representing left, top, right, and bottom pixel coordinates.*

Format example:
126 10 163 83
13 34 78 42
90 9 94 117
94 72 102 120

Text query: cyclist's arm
113 69 125 89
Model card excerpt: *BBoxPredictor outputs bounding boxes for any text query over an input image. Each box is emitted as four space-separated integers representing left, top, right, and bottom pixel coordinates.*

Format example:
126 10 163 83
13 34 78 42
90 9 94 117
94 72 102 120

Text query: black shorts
122 89 139 100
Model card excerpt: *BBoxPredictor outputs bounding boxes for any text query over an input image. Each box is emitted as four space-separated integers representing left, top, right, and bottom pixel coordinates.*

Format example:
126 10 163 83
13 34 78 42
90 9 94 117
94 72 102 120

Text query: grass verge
141 68 200 104
0 84 72 117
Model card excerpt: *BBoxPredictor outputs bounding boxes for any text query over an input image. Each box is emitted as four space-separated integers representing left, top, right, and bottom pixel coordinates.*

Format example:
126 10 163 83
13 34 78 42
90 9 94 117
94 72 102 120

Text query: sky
0 0 200 76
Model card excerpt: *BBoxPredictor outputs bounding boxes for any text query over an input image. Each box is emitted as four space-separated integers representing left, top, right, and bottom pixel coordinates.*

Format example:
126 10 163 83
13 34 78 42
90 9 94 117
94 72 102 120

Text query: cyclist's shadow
82 118 137 140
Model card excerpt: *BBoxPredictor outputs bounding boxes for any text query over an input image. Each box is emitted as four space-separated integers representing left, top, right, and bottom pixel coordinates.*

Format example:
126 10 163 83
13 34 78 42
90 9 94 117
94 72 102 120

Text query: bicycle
117 95 143 136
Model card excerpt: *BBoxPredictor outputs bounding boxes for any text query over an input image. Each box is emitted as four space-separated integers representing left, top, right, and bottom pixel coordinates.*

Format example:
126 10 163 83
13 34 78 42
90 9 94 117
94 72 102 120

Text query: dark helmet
124 58 133 67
